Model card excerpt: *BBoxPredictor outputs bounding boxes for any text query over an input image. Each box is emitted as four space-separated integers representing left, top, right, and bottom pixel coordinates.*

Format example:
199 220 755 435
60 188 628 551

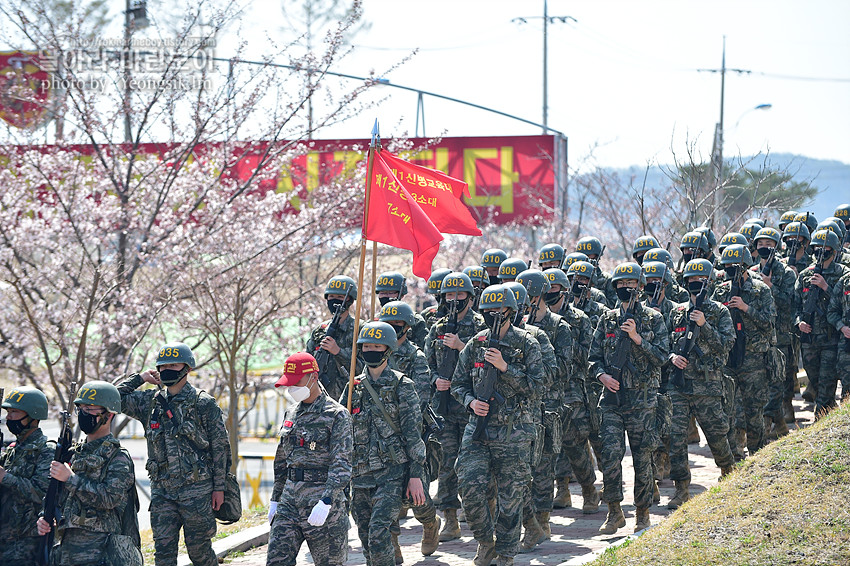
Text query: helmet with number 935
156 342 196 369
74 380 122 414
356 321 398 351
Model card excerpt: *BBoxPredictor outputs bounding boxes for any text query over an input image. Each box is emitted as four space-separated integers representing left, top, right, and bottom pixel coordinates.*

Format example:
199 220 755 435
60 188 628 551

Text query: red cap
275 352 320 387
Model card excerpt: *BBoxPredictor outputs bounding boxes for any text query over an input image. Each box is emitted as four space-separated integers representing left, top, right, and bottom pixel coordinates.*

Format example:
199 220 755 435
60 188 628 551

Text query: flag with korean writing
365 152 444 278
379 150 482 236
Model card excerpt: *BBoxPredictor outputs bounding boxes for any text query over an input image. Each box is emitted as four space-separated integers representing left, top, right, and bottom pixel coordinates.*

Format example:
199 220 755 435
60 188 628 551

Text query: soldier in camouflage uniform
380 301 442 559
575 236 617 307
376 271 429 350
643 248 689 303
307 275 364 401
37 381 141 566
590 263 669 534
752 228 797 438
419 268 452 329
452 285 544 566
538 243 566 271
543 267 600 511
828 266 850 401
781 221 812 403
667 260 736 509
0 386 54 563
267 352 352 566
464 265 490 311
712 245 777 456
482 248 509 286
117 342 231 566
631 235 661 266
796 230 848 417
341 322 427 566
564 253 610 307
425 272 485 542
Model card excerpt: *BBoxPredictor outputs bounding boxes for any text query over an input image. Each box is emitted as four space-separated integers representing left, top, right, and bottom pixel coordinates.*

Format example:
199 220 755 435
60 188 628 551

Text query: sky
230 0 850 171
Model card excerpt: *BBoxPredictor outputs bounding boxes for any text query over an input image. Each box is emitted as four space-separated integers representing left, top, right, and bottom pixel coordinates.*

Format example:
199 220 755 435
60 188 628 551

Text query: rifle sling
360 377 401 434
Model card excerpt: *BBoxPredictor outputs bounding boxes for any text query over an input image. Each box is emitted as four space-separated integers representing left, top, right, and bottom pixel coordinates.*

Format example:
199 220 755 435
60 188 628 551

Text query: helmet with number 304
356 321 398 351
2 386 48 420
156 342 196 369
74 380 122 414
375 271 407 297
611 262 646 285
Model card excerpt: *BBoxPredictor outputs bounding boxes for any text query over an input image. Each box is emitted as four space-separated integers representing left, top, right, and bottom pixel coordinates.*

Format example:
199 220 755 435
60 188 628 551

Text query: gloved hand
307 499 331 527
268 501 278 524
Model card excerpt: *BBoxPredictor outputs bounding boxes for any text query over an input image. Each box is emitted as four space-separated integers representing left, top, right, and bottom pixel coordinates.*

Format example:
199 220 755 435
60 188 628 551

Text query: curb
177 523 271 566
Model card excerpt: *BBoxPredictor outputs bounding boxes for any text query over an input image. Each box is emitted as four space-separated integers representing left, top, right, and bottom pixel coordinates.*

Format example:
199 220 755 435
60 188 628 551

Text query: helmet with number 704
720 244 753 267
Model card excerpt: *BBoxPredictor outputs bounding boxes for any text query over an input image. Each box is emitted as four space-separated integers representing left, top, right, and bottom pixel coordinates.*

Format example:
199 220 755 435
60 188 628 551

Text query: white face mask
287 376 314 402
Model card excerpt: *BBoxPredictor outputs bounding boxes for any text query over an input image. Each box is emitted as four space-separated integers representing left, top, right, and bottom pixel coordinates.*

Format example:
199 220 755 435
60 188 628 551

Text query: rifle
648 264 669 309
471 313 507 442
314 285 352 389
760 247 777 276
423 405 445 436
670 282 708 389
589 245 606 268
607 288 640 406
726 267 747 369
786 238 801 268
799 247 827 345
38 382 78 566
436 298 459 415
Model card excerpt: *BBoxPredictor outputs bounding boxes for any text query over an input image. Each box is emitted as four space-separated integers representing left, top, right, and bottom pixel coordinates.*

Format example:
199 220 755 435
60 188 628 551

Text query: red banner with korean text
366 151 443 278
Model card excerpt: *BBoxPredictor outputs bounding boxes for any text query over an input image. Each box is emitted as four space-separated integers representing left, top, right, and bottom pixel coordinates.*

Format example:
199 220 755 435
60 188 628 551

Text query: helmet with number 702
478 284 518 311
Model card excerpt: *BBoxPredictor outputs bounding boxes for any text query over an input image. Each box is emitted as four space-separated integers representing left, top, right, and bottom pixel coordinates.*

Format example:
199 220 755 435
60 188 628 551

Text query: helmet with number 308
356 321 398 351
611 262 646 285
498 258 528 280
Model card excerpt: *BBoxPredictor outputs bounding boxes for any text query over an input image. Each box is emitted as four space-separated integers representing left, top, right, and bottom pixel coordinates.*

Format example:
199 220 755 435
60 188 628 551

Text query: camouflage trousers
267 484 348 566
0 535 40 564
150 481 217 566
522 451 557 517
837 340 850 403
49 529 109 566
802 341 839 416
351 469 405 566
587 381 604 473
723 375 743 461
392 469 438 536
726 354 769 456
669 391 733 481
434 414 465 511
456 422 533 557
554 401 597 486
764 342 797 421
599 391 657 509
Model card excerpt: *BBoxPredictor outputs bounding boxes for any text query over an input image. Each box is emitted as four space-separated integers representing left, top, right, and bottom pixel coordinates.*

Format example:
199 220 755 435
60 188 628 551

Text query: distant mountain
615 153 849 221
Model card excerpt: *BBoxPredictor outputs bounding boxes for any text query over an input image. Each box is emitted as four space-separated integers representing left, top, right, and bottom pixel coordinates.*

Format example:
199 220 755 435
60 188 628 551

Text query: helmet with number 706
683 259 716 281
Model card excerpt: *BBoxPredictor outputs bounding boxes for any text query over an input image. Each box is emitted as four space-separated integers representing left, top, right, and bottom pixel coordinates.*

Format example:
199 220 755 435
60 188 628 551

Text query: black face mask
815 248 833 262
481 310 504 328
687 281 706 295
644 282 659 296
77 410 107 434
327 298 345 314
448 296 470 313
362 350 387 368
488 274 500 286
722 265 741 280
571 282 587 297
389 324 407 340
159 368 187 386
543 291 562 306
756 247 773 259
681 251 693 264
378 296 393 307
616 287 634 303
6 416 30 436
634 254 645 266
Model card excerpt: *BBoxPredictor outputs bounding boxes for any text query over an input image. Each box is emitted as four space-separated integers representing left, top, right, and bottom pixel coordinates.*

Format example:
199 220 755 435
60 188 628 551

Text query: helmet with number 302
440 272 475 295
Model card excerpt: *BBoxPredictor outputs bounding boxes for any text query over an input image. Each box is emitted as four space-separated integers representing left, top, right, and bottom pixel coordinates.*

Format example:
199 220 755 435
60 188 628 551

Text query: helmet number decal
78 387 97 401
7 390 24 403
159 347 182 358
361 327 383 339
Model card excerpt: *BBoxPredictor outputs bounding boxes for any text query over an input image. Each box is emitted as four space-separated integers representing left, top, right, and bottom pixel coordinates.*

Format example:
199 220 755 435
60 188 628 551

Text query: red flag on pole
364 151 443 278
380 151 482 236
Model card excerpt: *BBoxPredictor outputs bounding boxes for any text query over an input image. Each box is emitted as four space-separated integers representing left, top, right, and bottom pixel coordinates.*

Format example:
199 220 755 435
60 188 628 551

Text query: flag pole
347 120 380 412
370 240 378 320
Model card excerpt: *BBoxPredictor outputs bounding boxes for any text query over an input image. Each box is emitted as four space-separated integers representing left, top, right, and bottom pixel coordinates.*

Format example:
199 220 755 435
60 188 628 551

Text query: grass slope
591 403 850 566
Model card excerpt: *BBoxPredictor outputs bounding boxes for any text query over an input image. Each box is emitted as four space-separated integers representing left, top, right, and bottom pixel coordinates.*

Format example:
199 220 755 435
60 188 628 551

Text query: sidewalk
223 395 815 566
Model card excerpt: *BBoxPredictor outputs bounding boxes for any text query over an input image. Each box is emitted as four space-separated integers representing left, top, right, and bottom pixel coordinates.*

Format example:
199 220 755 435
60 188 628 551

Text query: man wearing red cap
266 352 353 566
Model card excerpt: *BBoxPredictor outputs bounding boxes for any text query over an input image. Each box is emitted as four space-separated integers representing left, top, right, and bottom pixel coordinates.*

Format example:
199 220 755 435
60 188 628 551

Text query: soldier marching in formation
5 201 850 566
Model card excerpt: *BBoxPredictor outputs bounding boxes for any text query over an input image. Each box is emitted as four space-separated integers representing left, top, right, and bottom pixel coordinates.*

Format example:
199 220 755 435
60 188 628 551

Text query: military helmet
816 220 844 239
426 268 453 295
642 260 673 284
481 248 508 269
754 227 782 246
643 248 675 270
378 301 416 327
720 244 753 266
575 236 604 258
498 257 528 280
479 284 519 312
632 235 661 258
782 221 811 243
824 217 847 238
794 212 818 233
718 232 748 252
745 217 766 228
683 259 715 281
463 265 488 286
504 282 529 307
375 271 407 297
739 223 760 243
810 229 841 251
74 380 122 414
779 210 799 229
566 260 595 281
357 321 398 352
324 275 357 300
694 226 717 250
834 204 850 224
611 262 646 285
516 269 551 297
563 252 590 269
543 267 569 290
538 243 565 266
680 231 710 253
156 342 196 369
440 272 475 295
2 386 48 420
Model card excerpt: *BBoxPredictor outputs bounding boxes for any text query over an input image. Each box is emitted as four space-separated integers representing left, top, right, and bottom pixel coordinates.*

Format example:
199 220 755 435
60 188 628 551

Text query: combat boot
634 506 651 532
784 399 796 423
720 465 734 478
667 479 690 509
772 414 790 437
520 513 547 552
473 539 497 566
687 416 700 444
392 532 403 565
598 501 625 534
495 555 514 566
439 509 461 542
581 484 600 514
652 480 660 504
553 477 572 508
536 511 551 538
735 428 747 458
421 516 440 556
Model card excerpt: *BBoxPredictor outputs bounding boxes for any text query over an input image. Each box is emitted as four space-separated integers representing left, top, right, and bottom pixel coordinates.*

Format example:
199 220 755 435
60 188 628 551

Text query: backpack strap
360 376 401 434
